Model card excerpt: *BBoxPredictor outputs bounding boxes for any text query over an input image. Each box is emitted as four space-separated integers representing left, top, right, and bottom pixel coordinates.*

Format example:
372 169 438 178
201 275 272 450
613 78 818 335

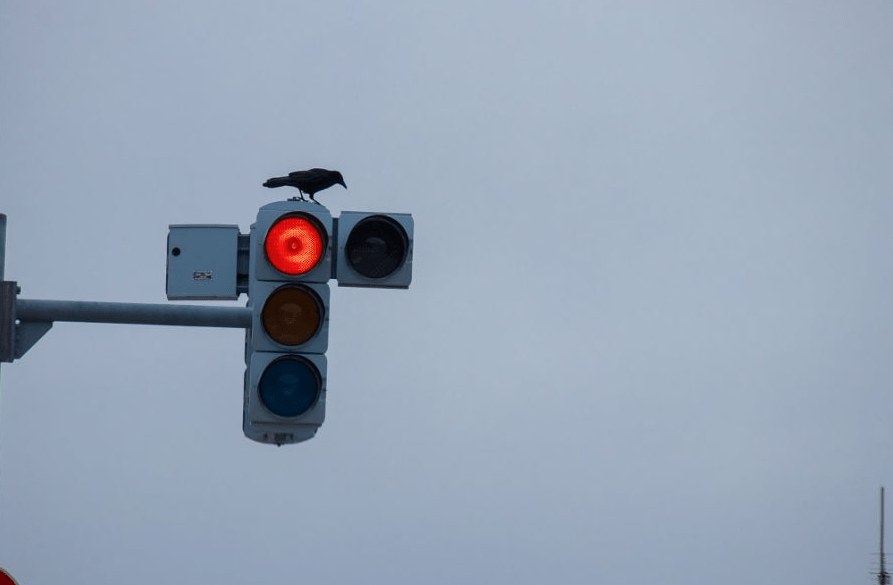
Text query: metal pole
0 213 6 280
882 487 888 585
16 298 251 329
0 214 6 379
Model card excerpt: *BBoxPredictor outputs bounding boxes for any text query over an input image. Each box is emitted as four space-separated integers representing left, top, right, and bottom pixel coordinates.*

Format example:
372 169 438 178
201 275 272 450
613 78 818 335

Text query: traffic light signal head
254 201 333 283
250 281 329 353
335 212 413 288
244 200 332 446
243 202 414 445
243 351 326 445
265 216 324 275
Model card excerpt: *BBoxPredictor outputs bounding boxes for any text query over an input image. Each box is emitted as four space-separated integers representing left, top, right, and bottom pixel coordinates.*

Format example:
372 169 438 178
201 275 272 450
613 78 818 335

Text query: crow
262 168 347 203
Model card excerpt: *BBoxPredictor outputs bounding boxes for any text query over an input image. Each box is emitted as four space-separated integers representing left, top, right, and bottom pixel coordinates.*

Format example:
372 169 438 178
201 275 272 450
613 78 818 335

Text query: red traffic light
264 215 325 275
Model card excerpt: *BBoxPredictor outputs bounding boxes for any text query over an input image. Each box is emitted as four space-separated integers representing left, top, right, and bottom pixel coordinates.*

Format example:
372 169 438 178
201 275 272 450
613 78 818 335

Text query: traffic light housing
241 202 414 446
334 212 413 288
243 201 332 446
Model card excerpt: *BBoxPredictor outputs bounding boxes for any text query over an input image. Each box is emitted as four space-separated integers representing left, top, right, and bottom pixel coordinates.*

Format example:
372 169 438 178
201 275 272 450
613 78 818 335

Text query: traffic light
243 200 332 446
334 212 413 288
241 202 414 446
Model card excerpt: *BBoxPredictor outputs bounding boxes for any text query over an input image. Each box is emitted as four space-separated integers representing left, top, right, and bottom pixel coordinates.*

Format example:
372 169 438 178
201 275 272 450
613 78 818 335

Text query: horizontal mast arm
16 298 251 329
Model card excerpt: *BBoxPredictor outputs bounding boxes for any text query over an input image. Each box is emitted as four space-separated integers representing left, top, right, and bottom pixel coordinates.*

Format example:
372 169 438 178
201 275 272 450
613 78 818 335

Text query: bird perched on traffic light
263 168 347 203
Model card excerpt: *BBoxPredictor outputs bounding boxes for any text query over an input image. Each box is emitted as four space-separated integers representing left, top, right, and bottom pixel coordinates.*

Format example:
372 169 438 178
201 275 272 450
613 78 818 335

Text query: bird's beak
340 180 347 189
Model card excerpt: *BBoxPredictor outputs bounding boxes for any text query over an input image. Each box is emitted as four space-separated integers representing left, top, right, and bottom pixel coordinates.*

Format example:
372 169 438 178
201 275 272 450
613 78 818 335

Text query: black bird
263 168 347 203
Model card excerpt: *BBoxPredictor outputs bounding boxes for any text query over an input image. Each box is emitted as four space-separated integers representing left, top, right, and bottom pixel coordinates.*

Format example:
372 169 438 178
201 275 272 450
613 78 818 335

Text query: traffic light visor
259 356 322 418
265 215 325 275
262 285 323 346
345 215 409 278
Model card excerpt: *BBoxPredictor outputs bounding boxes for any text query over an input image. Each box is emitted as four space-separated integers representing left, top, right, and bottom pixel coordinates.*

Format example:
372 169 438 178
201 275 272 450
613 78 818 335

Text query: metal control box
166 224 240 300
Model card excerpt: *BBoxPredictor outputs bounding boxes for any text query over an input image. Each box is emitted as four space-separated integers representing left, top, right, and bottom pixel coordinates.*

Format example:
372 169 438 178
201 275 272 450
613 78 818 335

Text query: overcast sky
2 2 893 584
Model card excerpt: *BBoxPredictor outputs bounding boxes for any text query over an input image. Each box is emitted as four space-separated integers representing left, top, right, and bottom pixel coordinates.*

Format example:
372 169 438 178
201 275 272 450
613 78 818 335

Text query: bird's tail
263 176 289 188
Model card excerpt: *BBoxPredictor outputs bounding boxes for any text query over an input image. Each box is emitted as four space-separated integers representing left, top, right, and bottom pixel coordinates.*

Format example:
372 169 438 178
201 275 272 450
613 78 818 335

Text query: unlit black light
345 215 408 279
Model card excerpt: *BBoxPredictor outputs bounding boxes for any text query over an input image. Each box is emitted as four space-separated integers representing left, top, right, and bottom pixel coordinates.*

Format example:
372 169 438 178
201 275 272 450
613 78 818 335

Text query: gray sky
2 1 892 583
